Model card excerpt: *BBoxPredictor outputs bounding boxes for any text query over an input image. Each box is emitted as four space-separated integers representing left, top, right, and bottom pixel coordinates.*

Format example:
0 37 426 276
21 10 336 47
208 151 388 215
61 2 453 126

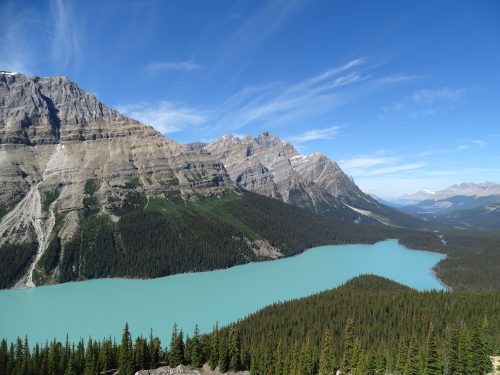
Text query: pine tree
448 326 461 375
148 330 161 369
459 329 475 375
0 339 8 375
365 353 377 375
168 323 185 367
229 326 242 371
376 353 388 375
300 337 316 375
49 339 62 375
191 325 203 368
20 336 31 375
99 339 113 374
403 333 420 375
423 322 440 375
118 323 134 375
218 333 229 373
83 338 97 375
319 329 335 375
273 339 285 375
472 319 493 375
395 337 408 375
250 349 259 375
64 352 75 375
340 318 355 374
208 322 220 370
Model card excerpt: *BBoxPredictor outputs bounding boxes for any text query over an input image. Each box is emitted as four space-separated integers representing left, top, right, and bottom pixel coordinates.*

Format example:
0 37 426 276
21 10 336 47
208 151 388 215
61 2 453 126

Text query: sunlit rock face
205 132 399 224
0 72 231 254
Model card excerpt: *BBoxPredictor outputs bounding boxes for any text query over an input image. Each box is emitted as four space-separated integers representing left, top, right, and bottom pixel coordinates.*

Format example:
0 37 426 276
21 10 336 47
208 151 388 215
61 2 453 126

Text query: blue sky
1 0 499 198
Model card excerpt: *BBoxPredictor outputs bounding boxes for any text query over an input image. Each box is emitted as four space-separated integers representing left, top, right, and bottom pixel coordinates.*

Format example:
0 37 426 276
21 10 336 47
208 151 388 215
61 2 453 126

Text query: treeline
399 229 500 290
57 190 395 284
0 317 494 375
0 241 37 289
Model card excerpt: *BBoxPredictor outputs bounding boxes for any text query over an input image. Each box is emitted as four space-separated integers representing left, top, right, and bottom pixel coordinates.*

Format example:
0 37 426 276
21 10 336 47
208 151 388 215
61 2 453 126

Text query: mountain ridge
204 132 421 228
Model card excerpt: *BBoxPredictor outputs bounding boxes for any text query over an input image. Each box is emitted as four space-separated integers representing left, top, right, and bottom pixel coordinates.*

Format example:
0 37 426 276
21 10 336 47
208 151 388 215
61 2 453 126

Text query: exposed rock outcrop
135 364 249 375
205 133 419 227
0 72 232 287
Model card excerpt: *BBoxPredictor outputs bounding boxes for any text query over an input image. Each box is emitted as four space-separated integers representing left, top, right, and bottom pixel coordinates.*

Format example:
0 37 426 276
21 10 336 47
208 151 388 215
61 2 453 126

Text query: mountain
205 133 421 228
398 182 500 229
0 72 408 289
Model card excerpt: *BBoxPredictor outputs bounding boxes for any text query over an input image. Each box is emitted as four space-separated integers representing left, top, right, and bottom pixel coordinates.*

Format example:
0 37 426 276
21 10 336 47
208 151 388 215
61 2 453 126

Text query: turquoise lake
0 240 446 344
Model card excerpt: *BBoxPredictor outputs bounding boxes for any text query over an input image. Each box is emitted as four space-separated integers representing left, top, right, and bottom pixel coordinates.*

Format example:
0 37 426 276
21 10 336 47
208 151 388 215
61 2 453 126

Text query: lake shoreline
6 238 448 292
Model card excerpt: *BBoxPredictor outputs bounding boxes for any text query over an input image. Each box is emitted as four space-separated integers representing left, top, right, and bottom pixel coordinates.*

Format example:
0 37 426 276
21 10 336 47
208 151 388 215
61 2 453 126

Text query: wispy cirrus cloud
381 87 465 118
119 57 418 138
0 0 82 73
50 0 82 71
340 156 399 170
207 58 414 133
287 126 341 143
364 162 426 176
340 151 425 177
143 60 201 73
472 139 488 148
117 102 206 134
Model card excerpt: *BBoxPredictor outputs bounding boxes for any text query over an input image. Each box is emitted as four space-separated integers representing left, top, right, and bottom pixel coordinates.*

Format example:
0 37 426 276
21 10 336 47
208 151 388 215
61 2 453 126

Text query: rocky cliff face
205 133 417 226
0 72 231 287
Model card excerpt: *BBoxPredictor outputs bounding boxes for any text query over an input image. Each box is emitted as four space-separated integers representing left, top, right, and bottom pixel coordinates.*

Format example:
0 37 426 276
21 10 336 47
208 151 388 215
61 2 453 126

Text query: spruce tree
301 337 316 375
395 337 408 375
472 320 493 375
365 353 377 375
0 339 8 375
423 322 440 375
208 322 220 370
274 339 285 375
20 336 31 375
319 329 335 375
448 326 461 375
148 330 161 369
168 323 184 367
190 325 202 368
403 333 420 375
340 318 355 374
118 323 133 375
229 326 242 371
218 333 229 373
83 338 97 375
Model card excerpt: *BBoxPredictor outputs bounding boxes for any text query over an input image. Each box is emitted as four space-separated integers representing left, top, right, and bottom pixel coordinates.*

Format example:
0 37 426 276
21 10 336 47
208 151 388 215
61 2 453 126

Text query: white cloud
381 87 465 118
472 139 488 148
340 156 399 169
287 126 340 143
50 0 81 71
207 58 403 132
117 102 206 134
144 60 201 73
364 162 426 176
0 0 81 73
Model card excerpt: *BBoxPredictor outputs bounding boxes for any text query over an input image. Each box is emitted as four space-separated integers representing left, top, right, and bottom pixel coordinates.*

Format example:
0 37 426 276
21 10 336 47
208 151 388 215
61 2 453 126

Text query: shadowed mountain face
205 133 421 227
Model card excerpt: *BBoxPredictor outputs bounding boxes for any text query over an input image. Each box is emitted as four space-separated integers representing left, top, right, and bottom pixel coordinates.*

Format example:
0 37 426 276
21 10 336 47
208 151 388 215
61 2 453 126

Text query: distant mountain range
395 182 500 229
0 71 422 289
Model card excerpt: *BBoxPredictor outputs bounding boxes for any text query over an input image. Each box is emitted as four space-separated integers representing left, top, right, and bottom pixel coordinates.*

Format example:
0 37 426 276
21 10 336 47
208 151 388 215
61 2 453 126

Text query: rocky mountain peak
0 72 131 145
205 132 414 226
